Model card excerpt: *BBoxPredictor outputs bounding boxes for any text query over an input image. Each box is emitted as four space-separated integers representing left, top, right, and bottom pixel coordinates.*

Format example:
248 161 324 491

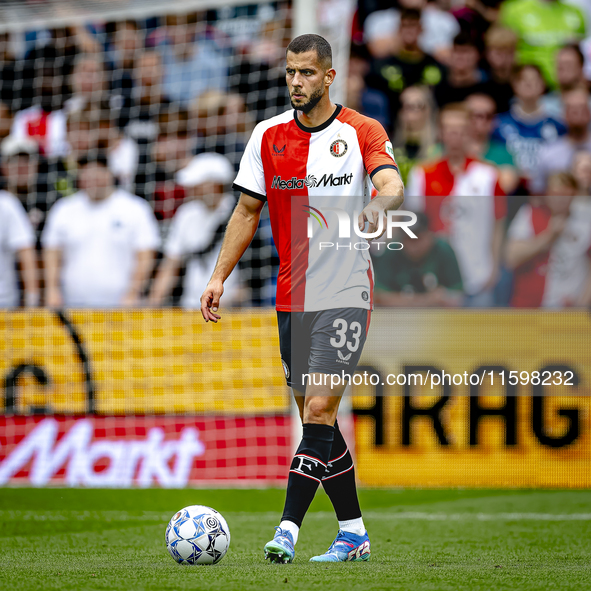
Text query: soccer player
200 34 404 563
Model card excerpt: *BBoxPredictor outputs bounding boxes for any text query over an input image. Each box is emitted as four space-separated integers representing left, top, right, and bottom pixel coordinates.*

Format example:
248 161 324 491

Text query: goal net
0 0 356 487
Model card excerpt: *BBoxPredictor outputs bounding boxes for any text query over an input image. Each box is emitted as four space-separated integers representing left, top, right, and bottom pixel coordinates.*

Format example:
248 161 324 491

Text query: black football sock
321 420 362 521
281 423 335 528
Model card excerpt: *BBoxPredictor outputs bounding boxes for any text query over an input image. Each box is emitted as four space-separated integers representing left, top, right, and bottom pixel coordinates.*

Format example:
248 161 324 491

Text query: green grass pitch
1 488 590 590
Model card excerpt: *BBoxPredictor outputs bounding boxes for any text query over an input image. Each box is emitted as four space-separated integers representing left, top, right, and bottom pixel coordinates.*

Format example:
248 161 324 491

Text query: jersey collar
293 104 342 133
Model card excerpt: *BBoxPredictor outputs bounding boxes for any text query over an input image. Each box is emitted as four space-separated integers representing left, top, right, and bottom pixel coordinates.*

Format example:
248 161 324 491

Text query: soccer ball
165 505 231 565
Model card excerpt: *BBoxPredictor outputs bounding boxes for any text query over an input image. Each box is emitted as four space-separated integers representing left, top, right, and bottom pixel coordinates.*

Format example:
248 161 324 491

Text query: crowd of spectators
1 1 591 309
355 0 591 309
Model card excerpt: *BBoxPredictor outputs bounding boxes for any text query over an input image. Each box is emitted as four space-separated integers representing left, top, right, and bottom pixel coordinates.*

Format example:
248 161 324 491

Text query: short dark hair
560 43 585 67
78 152 109 169
286 34 332 69
400 8 422 22
511 63 544 82
453 31 477 49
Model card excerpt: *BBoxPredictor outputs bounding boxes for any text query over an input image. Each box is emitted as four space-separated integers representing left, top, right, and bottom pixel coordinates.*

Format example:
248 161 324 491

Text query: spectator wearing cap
492 64 566 184
506 179 591 307
42 154 160 308
372 212 464 307
531 88 591 194
149 153 242 308
0 137 39 308
434 33 488 108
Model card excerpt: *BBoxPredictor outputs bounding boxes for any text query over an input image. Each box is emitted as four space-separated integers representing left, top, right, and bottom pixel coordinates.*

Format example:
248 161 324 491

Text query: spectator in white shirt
149 153 242 308
0 137 38 307
42 153 160 308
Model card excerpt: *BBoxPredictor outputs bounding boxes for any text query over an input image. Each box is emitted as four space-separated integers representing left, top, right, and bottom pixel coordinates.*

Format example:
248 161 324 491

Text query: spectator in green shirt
372 212 465 307
500 0 586 88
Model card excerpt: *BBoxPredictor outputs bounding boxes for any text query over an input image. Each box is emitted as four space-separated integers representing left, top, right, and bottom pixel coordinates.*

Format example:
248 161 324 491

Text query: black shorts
277 308 371 390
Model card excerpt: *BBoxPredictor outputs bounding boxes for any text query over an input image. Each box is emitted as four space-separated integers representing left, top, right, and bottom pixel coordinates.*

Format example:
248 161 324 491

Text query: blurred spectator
465 93 519 193
229 19 290 123
64 54 108 115
347 46 371 114
372 212 464 307
157 13 228 106
452 0 504 51
190 91 251 171
122 49 172 136
481 26 517 113
151 109 191 221
541 44 590 120
149 153 242 308
0 136 42 229
531 88 591 193
391 86 438 183
572 150 591 193
500 0 586 88
124 50 179 201
363 0 460 62
0 137 39 308
492 64 566 183
42 154 159 307
506 186 591 307
406 104 507 306
11 46 68 158
434 33 488 107
108 20 142 118
65 105 138 193
0 33 18 112
0 102 13 147
365 9 444 127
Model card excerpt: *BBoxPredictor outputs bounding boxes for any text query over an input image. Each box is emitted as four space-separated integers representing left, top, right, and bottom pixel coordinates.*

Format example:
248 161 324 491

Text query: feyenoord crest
330 138 348 157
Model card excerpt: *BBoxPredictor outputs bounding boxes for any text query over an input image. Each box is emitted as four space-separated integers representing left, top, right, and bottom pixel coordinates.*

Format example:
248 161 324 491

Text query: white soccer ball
165 505 231 565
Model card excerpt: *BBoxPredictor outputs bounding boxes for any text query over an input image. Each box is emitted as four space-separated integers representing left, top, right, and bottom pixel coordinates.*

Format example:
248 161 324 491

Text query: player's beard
291 85 324 114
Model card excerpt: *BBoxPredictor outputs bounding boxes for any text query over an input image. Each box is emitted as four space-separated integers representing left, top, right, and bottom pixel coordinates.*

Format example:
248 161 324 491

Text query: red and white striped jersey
508 199 591 308
233 105 398 312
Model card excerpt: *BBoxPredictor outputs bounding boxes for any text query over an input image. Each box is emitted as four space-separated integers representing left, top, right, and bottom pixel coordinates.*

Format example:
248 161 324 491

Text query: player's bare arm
200 193 265 323
358 168 404 235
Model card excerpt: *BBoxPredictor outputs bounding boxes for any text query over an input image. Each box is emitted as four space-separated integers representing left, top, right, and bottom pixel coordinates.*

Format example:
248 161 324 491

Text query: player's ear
325 68 336 87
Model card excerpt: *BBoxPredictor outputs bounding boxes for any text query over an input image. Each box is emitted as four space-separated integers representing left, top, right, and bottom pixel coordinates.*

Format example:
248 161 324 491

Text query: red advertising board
0 415 291 486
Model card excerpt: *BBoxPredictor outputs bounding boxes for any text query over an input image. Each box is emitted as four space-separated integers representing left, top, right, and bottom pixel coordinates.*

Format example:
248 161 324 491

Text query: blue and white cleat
309 530 371 562
264 527 295 563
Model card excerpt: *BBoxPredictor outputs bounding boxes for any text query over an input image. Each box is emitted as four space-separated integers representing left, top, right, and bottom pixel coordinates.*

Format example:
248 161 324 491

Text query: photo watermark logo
303 207 418 250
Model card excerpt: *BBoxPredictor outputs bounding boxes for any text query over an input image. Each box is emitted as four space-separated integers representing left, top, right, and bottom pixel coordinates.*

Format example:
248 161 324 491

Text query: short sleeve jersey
0 191 35 307
233 104 398 312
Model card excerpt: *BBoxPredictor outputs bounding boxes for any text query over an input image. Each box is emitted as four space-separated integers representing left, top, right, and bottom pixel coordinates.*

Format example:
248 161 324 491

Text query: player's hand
358 202 387 238
45 287 63 309
201 280 224 323
121 292 140 307
547 214 567 240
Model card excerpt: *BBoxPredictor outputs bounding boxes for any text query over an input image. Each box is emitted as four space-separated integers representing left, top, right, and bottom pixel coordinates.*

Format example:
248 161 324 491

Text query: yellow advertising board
354 310 591 488
0 309 589 488
0 309 288 414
